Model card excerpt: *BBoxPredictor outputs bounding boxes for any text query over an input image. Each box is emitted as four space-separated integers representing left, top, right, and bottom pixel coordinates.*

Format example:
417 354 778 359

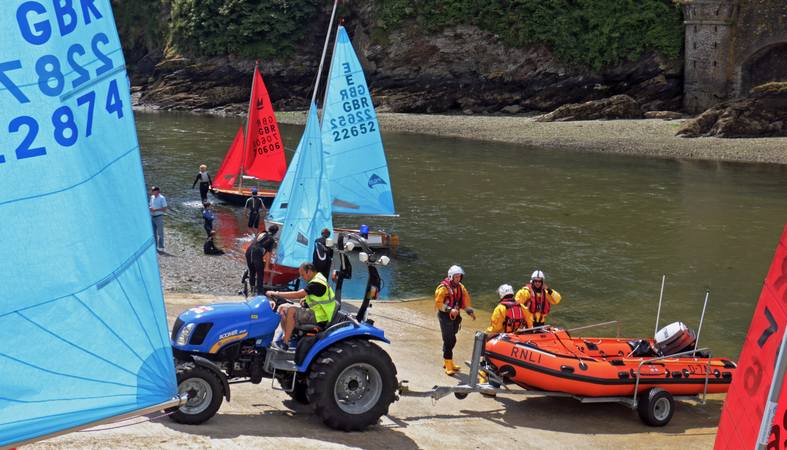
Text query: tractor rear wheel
307 339 397 431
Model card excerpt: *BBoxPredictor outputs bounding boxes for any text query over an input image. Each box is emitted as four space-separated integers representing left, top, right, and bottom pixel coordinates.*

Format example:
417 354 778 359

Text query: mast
311 0 340 107
757 333 787 449
239 61 259 191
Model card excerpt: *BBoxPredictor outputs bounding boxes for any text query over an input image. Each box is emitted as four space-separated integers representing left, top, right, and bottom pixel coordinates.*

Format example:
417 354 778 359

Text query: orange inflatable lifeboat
484 325 736 398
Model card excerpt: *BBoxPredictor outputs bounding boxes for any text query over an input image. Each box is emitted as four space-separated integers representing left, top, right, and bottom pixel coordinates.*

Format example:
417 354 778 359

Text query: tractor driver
265 262 337 351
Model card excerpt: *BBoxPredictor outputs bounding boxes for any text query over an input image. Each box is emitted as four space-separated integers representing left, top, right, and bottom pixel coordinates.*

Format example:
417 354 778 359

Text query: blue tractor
168 234 397 431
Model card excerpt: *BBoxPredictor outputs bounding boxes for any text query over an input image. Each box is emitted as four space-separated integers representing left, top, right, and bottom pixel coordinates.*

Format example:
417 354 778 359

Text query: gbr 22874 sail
1 1 179 447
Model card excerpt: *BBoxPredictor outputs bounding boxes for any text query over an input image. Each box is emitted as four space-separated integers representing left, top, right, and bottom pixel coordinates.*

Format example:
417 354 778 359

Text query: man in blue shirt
149 186 168 251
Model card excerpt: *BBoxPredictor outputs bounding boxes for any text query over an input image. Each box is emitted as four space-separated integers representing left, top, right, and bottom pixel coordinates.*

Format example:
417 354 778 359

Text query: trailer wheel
454 392 468 400
170 364 224 425
307 339 397 431
637 388 674 426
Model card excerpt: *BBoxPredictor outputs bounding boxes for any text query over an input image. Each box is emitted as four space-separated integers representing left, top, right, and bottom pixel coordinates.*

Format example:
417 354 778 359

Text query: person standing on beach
312 228 334 279
202 202 215 237
434 265 476 375
248 224 278 295
149 186 167 251
192 164 212 202
245 187 266 231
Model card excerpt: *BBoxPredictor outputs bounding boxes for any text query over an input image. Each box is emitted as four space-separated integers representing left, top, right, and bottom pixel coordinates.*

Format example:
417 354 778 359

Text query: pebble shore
277 111 787 165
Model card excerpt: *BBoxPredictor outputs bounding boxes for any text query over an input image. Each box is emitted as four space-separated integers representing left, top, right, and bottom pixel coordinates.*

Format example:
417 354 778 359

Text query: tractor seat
295 310 351 333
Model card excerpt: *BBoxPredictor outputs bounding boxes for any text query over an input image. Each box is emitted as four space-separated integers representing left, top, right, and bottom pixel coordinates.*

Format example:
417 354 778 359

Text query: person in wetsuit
203 231 225 255
515 270 562 328
312 228 334 279
192 164 212 202
248 224 278 295
434 265 476 375
244 187 267 231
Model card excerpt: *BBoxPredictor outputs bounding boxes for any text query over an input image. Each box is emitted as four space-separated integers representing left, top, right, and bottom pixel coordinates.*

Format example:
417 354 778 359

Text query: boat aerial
211 63 287 207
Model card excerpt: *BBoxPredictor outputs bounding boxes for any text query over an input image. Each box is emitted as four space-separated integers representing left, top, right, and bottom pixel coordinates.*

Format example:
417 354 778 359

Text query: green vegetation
374 0 684 70
168 0 321 58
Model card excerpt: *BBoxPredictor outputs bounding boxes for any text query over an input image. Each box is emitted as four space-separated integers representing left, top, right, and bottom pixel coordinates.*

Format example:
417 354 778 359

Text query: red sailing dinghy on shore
212 64 287 206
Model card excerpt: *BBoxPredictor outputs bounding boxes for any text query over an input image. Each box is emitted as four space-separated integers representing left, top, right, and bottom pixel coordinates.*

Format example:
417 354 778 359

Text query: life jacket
438 277 465 309
500 298 527 333
305 272 337 323
525 284 550 316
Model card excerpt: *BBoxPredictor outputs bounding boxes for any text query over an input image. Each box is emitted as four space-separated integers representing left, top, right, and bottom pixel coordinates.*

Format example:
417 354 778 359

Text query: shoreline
274 111 787 165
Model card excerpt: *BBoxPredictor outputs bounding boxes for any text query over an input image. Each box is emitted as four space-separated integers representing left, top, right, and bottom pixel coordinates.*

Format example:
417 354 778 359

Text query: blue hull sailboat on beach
0 1 180 446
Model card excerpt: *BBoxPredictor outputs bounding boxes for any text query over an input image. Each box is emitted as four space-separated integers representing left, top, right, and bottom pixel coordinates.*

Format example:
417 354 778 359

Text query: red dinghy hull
484 328 736 398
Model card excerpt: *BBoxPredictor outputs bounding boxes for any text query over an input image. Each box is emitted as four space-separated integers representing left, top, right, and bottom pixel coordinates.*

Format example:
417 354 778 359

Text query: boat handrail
631 347 712 408
567 320 621 338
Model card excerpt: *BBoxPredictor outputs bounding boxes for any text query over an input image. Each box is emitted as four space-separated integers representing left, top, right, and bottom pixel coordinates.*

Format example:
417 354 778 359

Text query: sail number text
329 63 377 142
1 2 121 165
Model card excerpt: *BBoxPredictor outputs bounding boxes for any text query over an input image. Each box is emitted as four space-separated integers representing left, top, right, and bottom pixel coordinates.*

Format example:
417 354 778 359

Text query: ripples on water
136 111 787 357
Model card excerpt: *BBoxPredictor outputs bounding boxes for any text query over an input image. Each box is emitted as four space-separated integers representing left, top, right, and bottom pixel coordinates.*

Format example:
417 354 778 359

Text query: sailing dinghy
0 1 180 446
320 25 397 249
211 64 287 206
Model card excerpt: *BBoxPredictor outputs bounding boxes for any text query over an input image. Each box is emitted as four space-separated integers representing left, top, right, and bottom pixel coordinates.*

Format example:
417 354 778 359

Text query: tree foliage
169 0 321 58
374 0 684 69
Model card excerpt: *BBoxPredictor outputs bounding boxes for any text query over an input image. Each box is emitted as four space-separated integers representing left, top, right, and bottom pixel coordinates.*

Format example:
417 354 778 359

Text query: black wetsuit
245 196 266 230
192 172 212 202
312 237 334 279
249 233 275 294
203 237 224 255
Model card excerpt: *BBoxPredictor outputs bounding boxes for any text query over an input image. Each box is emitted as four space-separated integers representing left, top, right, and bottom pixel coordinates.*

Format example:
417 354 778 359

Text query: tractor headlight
344 241 355 251
358 252 369 263
379 255 390 266
325 237 334 247
175 323 196 346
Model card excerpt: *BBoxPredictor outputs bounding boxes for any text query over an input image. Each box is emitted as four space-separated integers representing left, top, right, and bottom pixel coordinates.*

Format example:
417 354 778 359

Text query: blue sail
0 1 177 446
273 104 333 268
321 26 396 216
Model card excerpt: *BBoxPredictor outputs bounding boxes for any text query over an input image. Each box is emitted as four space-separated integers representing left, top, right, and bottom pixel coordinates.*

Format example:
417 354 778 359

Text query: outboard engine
655 322 697 355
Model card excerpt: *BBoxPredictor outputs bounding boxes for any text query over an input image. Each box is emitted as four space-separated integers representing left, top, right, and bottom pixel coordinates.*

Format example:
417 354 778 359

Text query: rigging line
0 393 137 405
0 144 139 208
72 294 168 393
78 409 176 433
0 352 140 390
134 259 171 368
0 238 158 320
16 312 162 391
0 400 142 428
114 275 174 385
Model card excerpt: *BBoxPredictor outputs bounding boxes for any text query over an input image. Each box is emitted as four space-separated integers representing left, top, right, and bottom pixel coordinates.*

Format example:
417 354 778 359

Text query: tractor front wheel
169 363 224 425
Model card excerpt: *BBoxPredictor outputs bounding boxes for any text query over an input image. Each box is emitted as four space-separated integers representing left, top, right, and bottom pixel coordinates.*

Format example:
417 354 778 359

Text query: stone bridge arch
737 41 787 95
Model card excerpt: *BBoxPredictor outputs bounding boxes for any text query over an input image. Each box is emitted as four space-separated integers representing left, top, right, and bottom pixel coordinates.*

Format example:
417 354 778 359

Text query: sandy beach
28 295 723 450
275 111 787 165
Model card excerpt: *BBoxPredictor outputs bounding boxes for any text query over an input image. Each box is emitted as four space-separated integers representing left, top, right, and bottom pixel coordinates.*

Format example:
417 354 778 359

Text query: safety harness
438 278 465 310
500 298 527 333
526 284 551 315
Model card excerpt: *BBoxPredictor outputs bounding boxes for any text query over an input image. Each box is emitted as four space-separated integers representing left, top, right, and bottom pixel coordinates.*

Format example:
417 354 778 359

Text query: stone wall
682 0 787 113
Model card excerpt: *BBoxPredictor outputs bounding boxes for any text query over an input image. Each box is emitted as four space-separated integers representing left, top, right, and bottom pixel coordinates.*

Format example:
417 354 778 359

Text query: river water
136 111 787 357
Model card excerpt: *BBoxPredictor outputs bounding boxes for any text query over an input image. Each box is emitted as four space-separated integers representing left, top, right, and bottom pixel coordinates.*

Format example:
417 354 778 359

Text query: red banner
212 126 244 190
715 224 787 449
243 66 286 182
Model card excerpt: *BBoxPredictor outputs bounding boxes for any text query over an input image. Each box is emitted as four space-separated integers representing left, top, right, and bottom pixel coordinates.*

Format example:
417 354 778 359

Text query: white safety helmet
530 270 545 282
497 284 514 299
447 265 465 278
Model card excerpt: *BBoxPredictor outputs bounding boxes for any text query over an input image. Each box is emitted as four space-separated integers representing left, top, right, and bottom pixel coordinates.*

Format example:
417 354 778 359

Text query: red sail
212 126 245 190
243 66 286 182
715 224 787 449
